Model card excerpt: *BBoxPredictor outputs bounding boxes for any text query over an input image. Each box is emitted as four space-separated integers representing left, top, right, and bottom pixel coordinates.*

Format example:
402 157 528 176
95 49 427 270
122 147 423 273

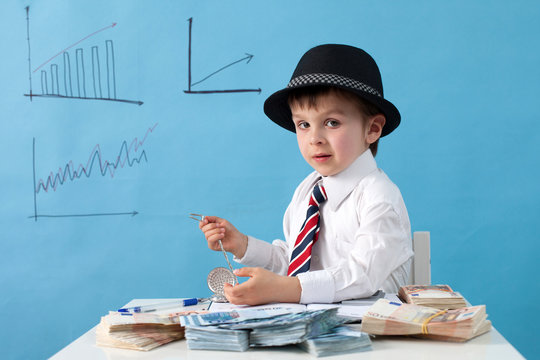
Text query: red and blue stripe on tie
287 182 327 277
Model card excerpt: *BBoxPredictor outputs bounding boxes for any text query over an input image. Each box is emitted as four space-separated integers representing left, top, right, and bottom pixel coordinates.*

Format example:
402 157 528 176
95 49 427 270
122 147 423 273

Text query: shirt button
312 255 319 262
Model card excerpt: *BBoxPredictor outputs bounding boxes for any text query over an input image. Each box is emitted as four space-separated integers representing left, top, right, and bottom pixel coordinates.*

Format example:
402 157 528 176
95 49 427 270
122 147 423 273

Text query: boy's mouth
313 154 331 162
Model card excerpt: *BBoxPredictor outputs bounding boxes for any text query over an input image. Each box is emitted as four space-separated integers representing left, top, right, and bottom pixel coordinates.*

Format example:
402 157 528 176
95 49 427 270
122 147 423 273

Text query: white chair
409 231 431 285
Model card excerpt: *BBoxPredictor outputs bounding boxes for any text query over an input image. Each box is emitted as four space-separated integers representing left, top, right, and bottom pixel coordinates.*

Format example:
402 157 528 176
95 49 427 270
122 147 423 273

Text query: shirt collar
319 149 378 210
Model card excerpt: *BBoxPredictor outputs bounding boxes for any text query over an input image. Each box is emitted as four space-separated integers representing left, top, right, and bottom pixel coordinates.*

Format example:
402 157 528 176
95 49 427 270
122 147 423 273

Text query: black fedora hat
264 44 401 137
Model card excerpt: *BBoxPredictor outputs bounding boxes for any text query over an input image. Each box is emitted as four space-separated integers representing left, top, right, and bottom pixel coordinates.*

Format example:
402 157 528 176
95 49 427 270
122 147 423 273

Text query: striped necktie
287 182 327 276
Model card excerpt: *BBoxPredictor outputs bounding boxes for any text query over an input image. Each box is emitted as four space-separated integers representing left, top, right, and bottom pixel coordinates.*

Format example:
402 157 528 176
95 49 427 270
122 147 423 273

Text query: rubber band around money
421 309 447 335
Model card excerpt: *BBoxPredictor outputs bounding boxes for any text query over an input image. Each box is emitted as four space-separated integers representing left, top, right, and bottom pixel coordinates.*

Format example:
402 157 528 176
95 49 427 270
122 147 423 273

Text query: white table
50 299 525 360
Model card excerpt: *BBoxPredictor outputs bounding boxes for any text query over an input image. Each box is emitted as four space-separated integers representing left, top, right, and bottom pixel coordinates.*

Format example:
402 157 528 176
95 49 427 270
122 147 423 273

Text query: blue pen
117 298 202 313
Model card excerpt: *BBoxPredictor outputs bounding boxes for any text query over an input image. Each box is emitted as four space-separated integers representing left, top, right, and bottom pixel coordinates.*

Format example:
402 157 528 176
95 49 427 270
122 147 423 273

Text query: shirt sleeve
233 235 289 275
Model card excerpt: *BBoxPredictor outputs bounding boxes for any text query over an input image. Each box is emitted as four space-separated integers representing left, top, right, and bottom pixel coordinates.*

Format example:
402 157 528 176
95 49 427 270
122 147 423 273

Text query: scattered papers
208 292 400 322
341 290 386 305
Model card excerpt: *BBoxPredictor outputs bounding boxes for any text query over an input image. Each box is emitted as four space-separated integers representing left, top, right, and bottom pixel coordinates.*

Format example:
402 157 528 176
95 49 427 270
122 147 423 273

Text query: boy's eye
326 119 340 128
297 121 310 129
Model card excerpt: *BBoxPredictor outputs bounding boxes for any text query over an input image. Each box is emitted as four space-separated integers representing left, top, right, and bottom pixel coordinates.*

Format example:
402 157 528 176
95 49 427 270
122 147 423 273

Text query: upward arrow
33 22 117 73
191 53 255 87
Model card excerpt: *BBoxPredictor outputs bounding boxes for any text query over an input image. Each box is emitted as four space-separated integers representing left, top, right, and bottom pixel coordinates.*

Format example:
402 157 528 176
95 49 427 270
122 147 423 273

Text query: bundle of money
237 309 345 347
96 311 193 351
361 299 491 342
298 325 372 357
185 326 250 351
180 307 347 351
398 285 467 309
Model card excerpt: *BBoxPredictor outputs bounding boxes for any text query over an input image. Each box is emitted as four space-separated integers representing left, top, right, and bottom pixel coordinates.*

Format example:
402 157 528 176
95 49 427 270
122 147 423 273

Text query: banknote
179 307 297 327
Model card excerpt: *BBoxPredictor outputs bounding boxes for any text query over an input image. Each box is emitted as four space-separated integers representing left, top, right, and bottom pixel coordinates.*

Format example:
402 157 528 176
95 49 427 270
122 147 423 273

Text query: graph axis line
184 17 261 95
32 137 37 221
23 93 143 105
28 211 139 219
25 6 33 101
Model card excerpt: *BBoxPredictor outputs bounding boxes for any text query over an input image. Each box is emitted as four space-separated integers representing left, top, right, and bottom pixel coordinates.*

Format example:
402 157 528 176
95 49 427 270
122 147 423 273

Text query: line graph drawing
29 123 158 221
24 6 143 105
184 17 261 94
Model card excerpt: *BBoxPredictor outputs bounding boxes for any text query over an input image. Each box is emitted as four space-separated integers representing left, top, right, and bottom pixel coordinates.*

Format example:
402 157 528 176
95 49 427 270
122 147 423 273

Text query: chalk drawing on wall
184 17 261 94
23 6 143 106
29 123 158 221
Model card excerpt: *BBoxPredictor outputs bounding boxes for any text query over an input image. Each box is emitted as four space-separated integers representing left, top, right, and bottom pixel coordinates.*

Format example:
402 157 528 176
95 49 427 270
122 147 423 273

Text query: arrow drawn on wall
184 17 261 94
191 53 254 87
33 22 117 73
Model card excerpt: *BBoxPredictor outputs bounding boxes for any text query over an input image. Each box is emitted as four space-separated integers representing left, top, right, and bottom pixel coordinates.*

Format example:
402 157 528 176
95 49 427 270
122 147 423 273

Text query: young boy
199 44 413 305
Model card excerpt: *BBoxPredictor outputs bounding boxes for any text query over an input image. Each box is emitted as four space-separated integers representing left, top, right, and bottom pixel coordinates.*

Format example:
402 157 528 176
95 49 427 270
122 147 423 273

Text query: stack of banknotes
181 307 358 353
361 299 491 342
185 326 250 351
398 285 467 309
96 311 188 351
298 325 372 357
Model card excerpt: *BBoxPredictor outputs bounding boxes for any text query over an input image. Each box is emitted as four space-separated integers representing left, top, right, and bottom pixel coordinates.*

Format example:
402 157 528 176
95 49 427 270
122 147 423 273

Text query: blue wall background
1 1 538 358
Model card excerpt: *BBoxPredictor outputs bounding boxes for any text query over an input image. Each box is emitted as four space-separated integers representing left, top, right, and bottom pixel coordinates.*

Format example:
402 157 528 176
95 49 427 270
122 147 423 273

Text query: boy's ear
366 115 386 144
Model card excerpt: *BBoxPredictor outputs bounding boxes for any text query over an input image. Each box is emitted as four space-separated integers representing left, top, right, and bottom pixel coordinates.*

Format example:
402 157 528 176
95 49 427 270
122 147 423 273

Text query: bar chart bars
29 41 142 105
24 6 143 105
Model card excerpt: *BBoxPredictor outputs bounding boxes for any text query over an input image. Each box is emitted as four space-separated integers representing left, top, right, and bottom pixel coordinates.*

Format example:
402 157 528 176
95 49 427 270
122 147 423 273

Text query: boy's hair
288 86 382 156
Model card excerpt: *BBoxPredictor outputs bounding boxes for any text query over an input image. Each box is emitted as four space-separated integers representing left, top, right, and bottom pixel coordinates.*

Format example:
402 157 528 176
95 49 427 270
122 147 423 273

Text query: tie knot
311 183 327 206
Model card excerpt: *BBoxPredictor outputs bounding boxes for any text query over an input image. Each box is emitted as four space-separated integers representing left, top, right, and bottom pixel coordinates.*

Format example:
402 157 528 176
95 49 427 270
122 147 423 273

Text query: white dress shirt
235 149 413 303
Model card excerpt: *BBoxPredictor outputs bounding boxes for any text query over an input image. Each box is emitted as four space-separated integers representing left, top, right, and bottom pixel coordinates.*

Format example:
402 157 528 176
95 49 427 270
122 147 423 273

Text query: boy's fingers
198 217 206 229
201 222 224 233
233 267 255 278
223 284 234 302
205 228 225 240
202 215 220 223
224 282 244 298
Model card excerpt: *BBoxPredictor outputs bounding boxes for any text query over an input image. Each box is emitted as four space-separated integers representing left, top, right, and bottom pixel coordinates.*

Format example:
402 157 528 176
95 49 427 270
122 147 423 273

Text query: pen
117 298 201 313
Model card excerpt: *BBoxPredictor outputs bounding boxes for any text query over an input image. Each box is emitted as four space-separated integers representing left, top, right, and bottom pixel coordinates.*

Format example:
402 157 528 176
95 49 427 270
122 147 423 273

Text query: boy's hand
223 267 301 305
199 216 248 259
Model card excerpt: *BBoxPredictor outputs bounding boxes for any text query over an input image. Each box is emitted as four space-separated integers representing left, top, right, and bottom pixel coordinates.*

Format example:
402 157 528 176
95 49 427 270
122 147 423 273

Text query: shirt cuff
233 235 274 267
297 270 336 304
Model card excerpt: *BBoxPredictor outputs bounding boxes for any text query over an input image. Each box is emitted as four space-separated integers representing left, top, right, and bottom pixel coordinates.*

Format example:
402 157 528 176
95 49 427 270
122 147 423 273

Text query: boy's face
291 92 371 177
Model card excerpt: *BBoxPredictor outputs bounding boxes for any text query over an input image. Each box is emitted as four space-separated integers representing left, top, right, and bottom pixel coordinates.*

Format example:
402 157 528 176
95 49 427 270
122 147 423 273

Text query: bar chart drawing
24 6 143 105
184 17 261 94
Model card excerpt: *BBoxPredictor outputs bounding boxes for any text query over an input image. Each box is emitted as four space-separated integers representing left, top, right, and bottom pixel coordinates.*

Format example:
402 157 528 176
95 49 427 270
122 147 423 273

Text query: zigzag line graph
35 124 157 193
30 123 158 220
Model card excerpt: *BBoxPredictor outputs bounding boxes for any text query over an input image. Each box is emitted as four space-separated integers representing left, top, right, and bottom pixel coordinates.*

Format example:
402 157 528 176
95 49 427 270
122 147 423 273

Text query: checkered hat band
287 73 382 98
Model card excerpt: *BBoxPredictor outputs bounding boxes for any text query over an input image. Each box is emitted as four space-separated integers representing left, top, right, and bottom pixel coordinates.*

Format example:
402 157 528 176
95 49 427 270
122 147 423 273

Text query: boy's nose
310 129 326 145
